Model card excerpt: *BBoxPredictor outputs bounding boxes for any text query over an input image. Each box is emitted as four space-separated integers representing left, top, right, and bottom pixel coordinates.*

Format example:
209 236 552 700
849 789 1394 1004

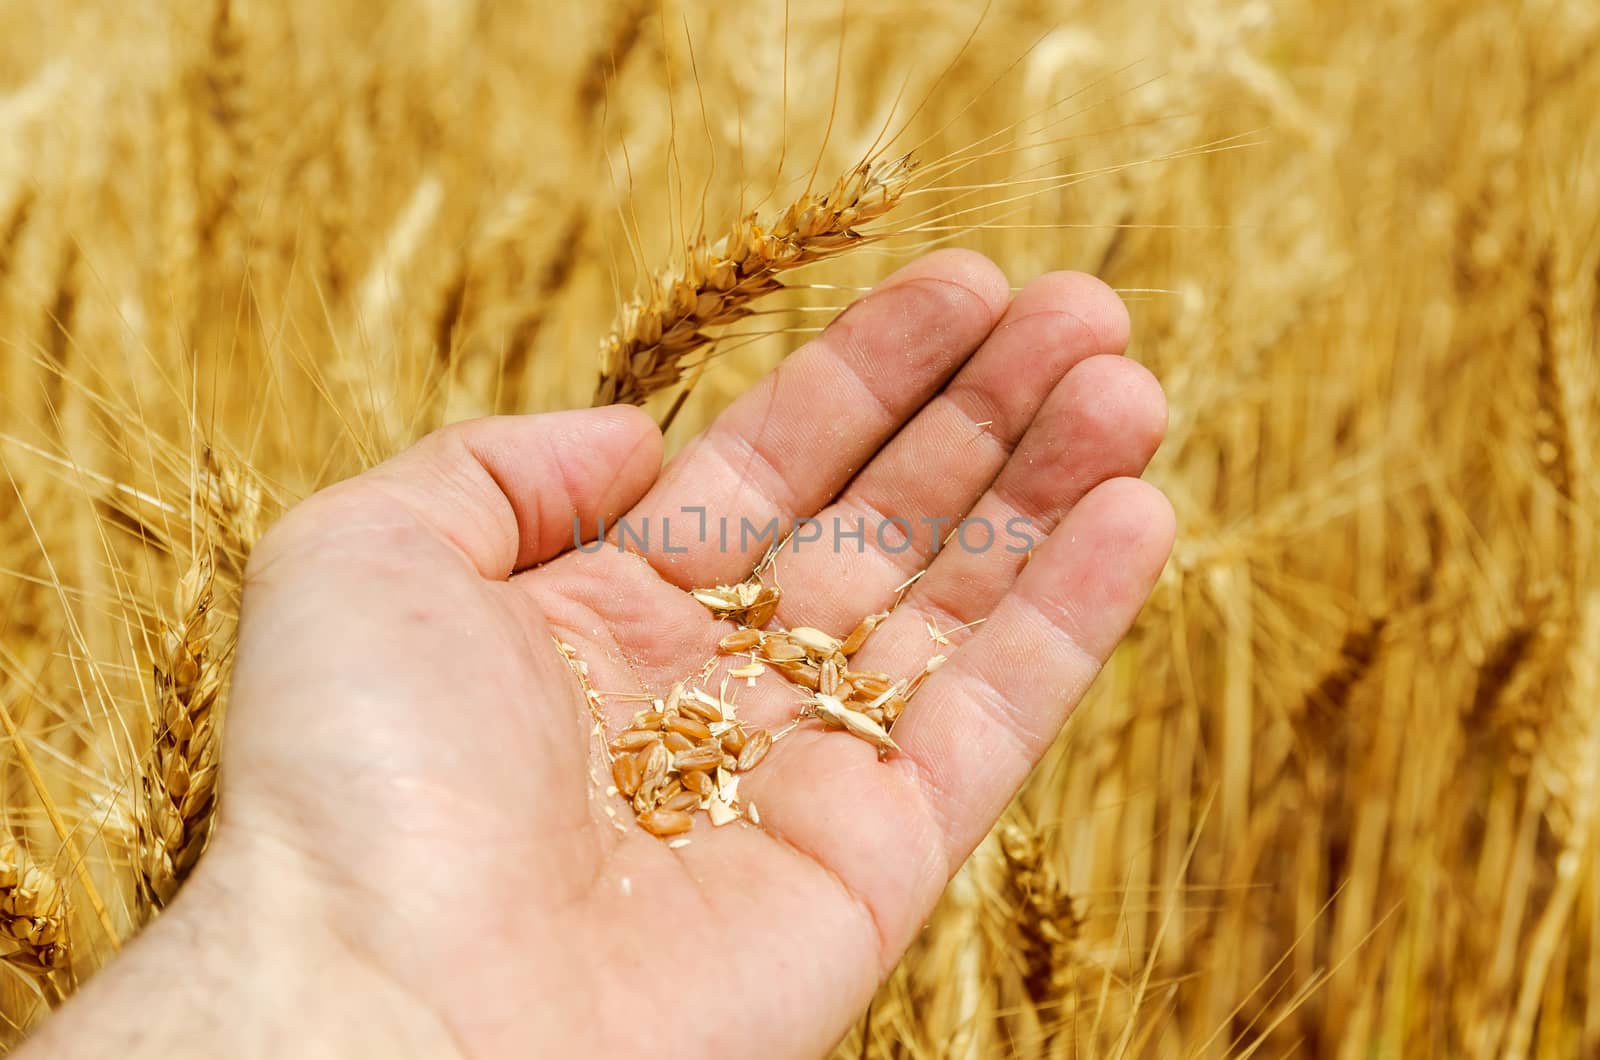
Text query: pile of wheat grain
1 0 1597 1055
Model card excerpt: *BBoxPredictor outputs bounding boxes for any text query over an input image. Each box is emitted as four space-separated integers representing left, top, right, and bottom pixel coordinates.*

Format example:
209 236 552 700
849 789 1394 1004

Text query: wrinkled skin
25 251 1172 1059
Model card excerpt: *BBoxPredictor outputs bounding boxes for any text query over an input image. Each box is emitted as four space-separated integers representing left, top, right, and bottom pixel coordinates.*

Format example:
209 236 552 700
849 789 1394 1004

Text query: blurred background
1 0 1598 1055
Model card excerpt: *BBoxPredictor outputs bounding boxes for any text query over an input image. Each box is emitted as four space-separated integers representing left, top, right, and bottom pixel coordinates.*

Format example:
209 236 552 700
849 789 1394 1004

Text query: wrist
20 827 464 1059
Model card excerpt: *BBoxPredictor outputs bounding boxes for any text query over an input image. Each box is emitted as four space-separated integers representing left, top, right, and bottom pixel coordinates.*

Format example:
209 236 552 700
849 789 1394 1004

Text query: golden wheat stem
1502 592 1600 1059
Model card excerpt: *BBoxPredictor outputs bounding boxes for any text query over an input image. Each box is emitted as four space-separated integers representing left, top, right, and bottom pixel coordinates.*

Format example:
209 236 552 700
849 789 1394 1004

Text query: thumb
253 407 664 581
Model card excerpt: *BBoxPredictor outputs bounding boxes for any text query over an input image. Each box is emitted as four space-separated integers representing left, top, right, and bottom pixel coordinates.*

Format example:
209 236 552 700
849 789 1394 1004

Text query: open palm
196 250 1170 1059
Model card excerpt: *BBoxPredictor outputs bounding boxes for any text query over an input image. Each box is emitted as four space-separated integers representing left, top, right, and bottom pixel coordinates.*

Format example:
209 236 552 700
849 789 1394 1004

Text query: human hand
25 250 1171 1058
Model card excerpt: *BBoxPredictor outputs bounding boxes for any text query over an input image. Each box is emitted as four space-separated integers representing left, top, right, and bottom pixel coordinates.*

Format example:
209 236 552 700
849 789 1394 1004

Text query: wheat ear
997 820 1086 1004
0 839 67 976
201 445 267 572
593 154 916 407
140 556 224 908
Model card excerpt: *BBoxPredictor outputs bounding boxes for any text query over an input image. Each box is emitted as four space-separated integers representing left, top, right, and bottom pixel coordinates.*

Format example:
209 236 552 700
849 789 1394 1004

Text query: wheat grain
718 628 763 653
819 657 840 696
735 729 772 773
692 580 783 629
673 744 722 773
788 627 842 656
681 770 713 799
611 752 644 798
662 790 700 814
718 725 747 757
759 636 805 663
610 729 661 754
635 742 670 807
637 809 694 838
839 613 886 656
775 659 822 691
666 715 712 742
848 672 892 698
629 708 666 729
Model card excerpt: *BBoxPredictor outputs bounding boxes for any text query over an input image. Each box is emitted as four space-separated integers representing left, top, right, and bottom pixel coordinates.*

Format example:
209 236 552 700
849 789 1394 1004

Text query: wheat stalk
139 555 224 909
0 838 67 977
575 0 652 119
1531 250 1576 505
593 153 916 407
0 188 34 299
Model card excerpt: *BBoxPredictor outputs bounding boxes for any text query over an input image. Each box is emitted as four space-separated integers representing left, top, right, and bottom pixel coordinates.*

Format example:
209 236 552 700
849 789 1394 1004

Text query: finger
722 721 952 961
769 272 1131 632
851 354 1167 675
627 249 1009 588
253 408 663 581
890 477 1175 860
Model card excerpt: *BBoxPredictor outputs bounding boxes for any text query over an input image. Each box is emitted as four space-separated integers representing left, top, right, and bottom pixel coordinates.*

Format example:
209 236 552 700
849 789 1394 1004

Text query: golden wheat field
1 0 1598 1055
